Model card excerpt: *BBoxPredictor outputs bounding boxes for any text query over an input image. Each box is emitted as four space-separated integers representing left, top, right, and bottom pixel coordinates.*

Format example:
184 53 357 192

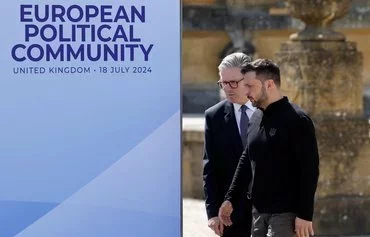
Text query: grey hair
218 52 252 71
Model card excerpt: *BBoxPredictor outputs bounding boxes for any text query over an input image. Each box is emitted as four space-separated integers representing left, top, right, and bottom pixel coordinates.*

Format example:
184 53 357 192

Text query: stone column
275 0 370 235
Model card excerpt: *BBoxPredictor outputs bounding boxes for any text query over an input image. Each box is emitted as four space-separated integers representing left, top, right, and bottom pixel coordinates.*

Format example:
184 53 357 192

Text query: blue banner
0 1 180 236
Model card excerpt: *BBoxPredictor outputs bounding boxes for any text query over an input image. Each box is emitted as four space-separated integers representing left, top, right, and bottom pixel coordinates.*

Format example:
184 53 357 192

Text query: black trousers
223 224 251 237
222 198 252 237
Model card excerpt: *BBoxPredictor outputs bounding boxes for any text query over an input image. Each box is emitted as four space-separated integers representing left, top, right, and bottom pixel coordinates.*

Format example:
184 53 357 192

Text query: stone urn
286 0 352 41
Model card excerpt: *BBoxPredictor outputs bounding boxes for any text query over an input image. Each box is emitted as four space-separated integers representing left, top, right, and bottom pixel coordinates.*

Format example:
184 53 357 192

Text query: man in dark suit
203 52 255 237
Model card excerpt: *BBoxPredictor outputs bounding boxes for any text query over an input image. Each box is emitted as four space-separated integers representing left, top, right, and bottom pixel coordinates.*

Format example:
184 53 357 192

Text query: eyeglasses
217 78 244 89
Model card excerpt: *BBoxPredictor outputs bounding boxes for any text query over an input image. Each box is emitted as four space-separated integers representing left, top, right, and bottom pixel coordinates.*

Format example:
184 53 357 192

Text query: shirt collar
233 100 256 112
260 96 289 116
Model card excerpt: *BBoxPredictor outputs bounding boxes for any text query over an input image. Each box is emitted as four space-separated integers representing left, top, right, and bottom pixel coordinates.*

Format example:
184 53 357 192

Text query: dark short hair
241 58 281 87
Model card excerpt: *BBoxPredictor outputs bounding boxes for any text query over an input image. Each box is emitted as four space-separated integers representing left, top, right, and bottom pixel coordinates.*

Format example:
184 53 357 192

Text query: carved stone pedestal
276 41 363 117
313 117 370 235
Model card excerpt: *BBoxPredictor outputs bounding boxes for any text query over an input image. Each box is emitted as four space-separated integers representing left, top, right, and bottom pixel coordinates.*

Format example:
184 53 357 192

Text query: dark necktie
240 105 249 148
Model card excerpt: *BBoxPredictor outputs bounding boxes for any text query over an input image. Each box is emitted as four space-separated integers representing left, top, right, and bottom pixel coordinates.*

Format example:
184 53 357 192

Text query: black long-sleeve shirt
225 96 319 221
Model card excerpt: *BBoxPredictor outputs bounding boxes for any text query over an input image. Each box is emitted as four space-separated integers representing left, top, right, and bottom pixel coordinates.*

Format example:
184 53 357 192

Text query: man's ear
265 79 275 90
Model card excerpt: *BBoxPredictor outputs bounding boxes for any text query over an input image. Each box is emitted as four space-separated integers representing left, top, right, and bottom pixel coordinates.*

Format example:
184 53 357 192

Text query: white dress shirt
233 100 256 135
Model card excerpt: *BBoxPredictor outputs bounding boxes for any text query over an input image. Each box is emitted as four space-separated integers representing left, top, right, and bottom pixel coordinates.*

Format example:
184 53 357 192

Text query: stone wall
182 118 206 199
182 28 370 114
183 28 370 86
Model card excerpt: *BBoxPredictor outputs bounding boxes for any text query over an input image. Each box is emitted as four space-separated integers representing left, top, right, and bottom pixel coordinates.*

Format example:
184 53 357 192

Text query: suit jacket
203 99 252 226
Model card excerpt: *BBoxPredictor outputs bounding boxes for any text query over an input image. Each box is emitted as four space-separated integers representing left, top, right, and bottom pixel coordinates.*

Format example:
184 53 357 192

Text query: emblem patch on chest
269 128 277 137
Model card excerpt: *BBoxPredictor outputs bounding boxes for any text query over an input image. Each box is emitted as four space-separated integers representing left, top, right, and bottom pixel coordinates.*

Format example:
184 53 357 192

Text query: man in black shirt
218 59 320 237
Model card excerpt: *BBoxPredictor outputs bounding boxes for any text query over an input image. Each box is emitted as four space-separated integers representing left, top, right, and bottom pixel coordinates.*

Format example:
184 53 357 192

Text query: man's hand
295 217 314 237
208 217 224 236
218 200 233 226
